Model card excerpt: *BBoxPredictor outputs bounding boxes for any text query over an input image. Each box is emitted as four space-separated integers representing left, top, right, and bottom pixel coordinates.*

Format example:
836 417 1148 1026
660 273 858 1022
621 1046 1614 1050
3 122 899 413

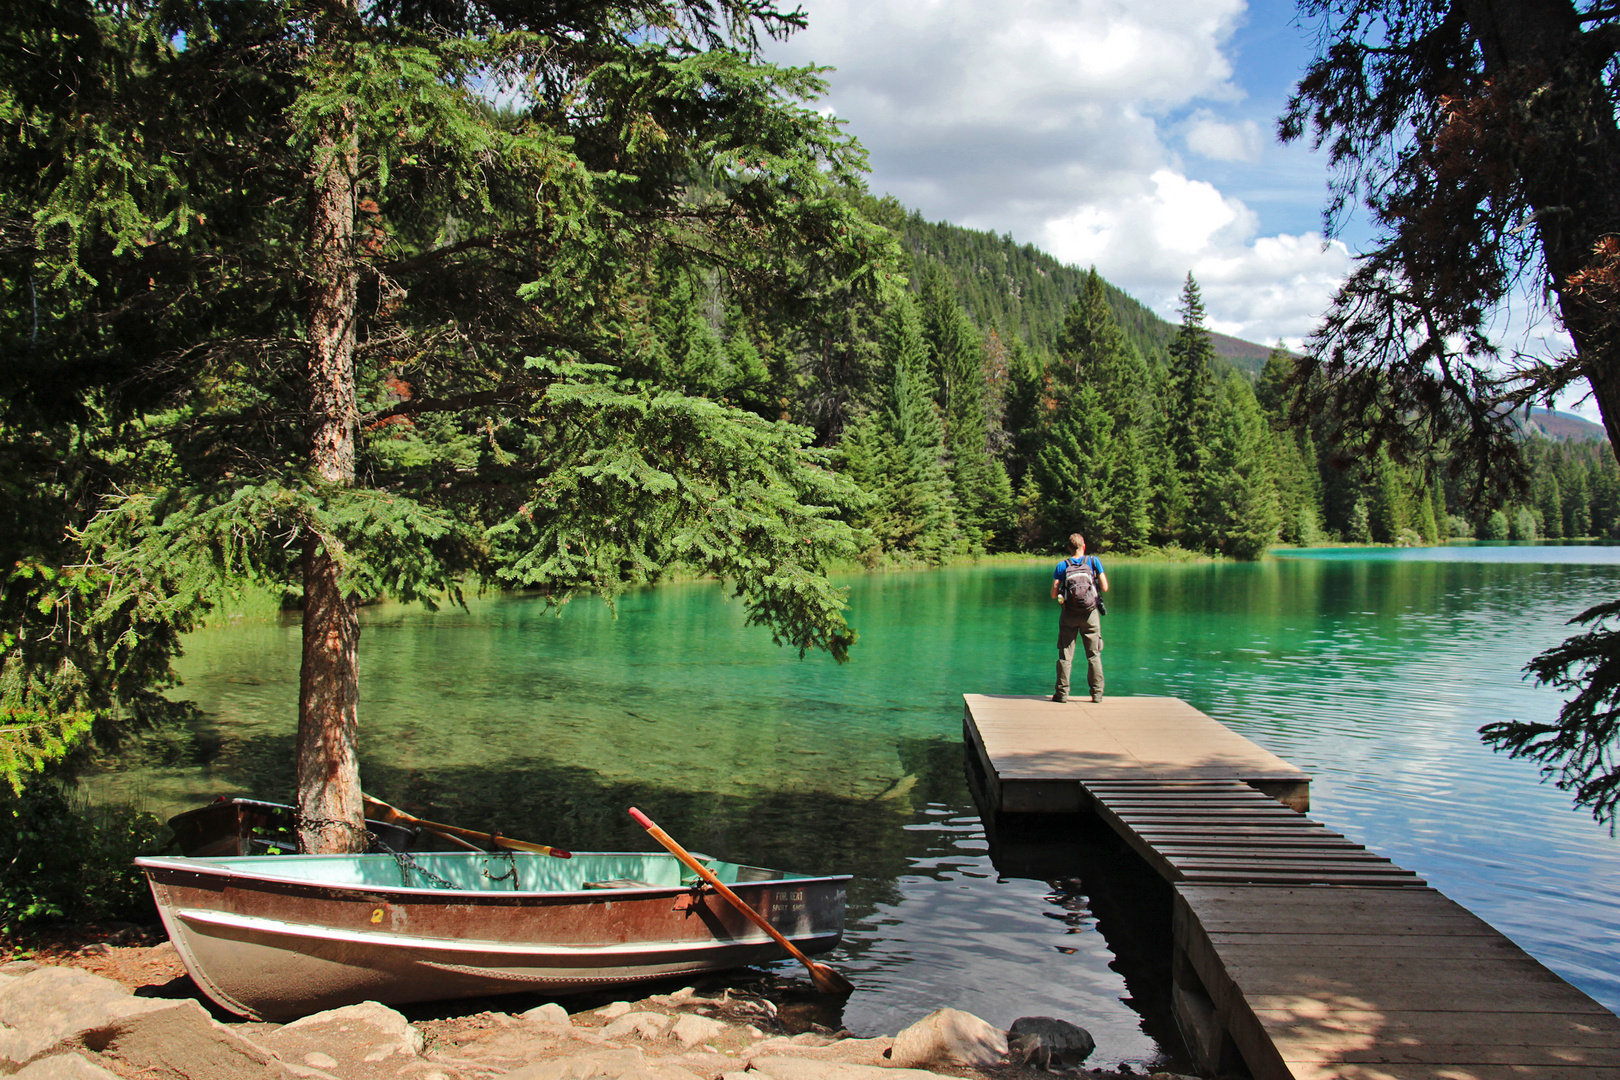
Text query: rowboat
135 850 850 1020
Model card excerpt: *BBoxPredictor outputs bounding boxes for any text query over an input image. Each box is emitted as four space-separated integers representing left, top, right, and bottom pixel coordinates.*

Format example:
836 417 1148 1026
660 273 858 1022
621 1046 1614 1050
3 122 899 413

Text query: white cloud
1182 111 1264 162
1042 171 1351 346
765 0 1350 347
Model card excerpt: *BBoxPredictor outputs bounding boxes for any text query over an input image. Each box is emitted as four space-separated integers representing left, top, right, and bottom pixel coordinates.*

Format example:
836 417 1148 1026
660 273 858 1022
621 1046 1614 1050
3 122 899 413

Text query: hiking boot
1090 692 1103 703
1051 693 1067 703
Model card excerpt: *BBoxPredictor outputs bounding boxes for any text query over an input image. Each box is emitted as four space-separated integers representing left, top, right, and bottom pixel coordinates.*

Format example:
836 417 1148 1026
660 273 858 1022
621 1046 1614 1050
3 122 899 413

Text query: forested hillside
758 193 1620 560
865 198 1273 376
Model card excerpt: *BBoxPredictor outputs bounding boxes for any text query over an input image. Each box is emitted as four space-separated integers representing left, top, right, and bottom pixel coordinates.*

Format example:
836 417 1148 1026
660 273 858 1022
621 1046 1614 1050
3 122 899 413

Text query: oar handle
363 794 572 859
627 806 814 965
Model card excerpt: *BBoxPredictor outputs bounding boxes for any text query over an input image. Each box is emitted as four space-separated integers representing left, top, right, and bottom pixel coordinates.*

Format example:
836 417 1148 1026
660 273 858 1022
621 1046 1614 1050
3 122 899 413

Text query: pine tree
1431 481 1451 541
1368 451 1409 543
918 266 1011 548
3 0 882 831
1415 481 1440 542
1032 382 1118 548
1564 463 1592 537
1535 461 1565 539
838 294 959 559
1200 376 1280 559
1047 270 1155 550
1165 274 1219 545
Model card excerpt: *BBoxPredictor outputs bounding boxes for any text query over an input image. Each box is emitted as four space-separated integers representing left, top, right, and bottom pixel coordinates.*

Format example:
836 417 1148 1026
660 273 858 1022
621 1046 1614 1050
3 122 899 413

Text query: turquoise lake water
89 544 1620 1072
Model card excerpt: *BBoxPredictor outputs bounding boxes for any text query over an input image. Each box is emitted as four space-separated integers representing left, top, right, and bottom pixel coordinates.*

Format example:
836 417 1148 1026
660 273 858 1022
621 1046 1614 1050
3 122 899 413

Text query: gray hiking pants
1056 610 1103 700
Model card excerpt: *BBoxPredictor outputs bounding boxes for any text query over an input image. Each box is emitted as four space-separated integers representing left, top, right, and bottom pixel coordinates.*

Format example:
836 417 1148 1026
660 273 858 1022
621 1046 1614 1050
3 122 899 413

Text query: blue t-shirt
1054 555 1104 585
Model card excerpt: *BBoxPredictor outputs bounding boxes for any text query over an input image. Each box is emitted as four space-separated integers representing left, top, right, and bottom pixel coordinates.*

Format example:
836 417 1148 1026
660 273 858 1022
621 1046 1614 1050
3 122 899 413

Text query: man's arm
1098 571 1109 593
1051 577 1062 600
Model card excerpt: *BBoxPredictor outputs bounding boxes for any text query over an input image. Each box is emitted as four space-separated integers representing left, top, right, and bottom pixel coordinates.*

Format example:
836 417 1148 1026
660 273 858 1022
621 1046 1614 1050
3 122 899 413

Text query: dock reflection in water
975 804 1192 1073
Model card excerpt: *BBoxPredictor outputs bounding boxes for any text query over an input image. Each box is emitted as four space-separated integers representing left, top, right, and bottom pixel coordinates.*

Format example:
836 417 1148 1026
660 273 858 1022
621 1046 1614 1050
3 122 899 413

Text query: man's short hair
1067 533 1085 555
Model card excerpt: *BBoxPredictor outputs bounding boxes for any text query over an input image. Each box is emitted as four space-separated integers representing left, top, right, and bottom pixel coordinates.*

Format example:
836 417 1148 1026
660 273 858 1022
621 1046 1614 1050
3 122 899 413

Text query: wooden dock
963 693 1620 1079
963 693 1310 813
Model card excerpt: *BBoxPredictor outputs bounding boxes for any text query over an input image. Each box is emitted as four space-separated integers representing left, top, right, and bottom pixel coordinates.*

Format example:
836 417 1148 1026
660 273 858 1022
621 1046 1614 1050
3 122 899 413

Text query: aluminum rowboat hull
137 852 848 1020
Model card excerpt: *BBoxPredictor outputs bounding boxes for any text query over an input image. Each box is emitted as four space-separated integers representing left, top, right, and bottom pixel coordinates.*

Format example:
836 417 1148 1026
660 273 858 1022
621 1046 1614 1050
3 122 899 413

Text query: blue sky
763 0 1589 415
762 0 1350 347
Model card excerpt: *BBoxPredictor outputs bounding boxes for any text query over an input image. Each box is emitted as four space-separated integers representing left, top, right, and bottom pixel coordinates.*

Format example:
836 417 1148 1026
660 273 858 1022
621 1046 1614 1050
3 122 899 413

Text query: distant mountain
1513 405 1608 442
876 200 1278 373
1207 331 1280 377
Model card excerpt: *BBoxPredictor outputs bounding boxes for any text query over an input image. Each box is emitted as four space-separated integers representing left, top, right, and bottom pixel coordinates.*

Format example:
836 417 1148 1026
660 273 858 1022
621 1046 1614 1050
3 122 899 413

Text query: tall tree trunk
297 0 365 854
297 539 363 852
1463 0 1620 448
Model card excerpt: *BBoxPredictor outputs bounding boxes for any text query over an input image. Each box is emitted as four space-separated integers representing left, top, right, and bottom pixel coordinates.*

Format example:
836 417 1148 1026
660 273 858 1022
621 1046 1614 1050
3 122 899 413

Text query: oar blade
809 962 855 996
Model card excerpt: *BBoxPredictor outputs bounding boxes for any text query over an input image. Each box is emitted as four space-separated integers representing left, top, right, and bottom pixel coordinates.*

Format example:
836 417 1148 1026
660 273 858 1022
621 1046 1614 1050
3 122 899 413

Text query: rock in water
890 1008 1007 1068
1007 1016 1095 1069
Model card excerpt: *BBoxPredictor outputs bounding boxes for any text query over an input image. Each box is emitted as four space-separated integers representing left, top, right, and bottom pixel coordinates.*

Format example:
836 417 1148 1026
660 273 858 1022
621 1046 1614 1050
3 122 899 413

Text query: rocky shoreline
0 939 1195 1080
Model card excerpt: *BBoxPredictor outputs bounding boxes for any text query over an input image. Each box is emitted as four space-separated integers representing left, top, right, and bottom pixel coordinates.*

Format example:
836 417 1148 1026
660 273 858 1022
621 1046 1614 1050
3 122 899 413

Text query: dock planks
962 692 1620 1078
963 693 1310 813
1177 885 1620 1079
1089 779 1426 888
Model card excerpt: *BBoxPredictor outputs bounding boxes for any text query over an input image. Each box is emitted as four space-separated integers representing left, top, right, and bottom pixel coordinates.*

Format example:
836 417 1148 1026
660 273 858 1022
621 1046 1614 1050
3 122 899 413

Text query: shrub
1509 506 1538 541
0 782 168 933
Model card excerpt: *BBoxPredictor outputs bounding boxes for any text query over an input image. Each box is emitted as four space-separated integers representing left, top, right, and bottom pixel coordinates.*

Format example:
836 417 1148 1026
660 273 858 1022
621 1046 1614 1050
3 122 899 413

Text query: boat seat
582 878 658 890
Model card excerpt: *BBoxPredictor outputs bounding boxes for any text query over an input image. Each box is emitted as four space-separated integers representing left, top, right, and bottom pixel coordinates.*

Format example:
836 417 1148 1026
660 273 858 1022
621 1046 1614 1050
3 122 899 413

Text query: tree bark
297 0 366 854
297 538 363 852
1462 0 1620 448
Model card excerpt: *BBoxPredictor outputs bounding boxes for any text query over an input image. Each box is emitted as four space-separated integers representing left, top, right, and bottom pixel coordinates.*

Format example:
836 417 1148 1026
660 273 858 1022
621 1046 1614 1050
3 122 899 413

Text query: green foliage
1201 375 1281 560
2 0 892 790
1032 382 1117 547
487 372 865 658
1483 600 1620 826
0 781 166 932
837 294 959 561
1164 276 1219 544
916 269 1012 549
0 417 214 789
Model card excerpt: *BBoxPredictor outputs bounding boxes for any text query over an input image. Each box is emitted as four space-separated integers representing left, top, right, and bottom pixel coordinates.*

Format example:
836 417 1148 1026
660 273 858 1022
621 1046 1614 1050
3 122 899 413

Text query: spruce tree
1048 270 1153 550
1201 376 1280 559
1032 383 1117 548
3 0 883 832
838 294 958 559
1430 481 1451 541
918 265 1011 548
1165 274 1218 545
1565 463 1592 538
1368 451 1409 543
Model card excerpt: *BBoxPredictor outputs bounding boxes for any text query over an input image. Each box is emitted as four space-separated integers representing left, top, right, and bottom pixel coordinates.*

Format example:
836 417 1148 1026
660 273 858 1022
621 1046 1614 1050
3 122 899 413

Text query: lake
86 545 1620 1073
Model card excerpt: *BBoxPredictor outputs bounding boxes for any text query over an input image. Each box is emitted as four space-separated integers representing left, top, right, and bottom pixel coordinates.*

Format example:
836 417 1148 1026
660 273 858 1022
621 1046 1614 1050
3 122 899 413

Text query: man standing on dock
1052 533 1108 703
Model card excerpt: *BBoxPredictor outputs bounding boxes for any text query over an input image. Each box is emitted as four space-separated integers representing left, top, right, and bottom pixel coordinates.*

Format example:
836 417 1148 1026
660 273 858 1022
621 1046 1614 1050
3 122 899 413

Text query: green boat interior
161 851 813 893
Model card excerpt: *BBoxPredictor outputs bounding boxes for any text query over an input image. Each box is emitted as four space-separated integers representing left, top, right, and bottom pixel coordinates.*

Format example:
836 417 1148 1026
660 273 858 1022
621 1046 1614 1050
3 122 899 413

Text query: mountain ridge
872 198 1278 374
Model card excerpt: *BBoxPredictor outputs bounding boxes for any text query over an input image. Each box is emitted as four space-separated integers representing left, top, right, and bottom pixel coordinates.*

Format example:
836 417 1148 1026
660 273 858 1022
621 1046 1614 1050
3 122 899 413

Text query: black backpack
1062 556 1100 616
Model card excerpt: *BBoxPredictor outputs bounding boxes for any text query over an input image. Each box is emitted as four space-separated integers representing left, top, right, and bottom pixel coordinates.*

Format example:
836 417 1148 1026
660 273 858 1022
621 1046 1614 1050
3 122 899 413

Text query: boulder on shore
0 966 291 1080
1007 1016 1095 1069
888 1008 1008 1069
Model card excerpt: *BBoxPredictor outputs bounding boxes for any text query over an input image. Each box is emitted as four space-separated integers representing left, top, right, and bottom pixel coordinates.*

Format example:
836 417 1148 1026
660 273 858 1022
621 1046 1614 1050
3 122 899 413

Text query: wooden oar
363 794 572 859
627 806 853 995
